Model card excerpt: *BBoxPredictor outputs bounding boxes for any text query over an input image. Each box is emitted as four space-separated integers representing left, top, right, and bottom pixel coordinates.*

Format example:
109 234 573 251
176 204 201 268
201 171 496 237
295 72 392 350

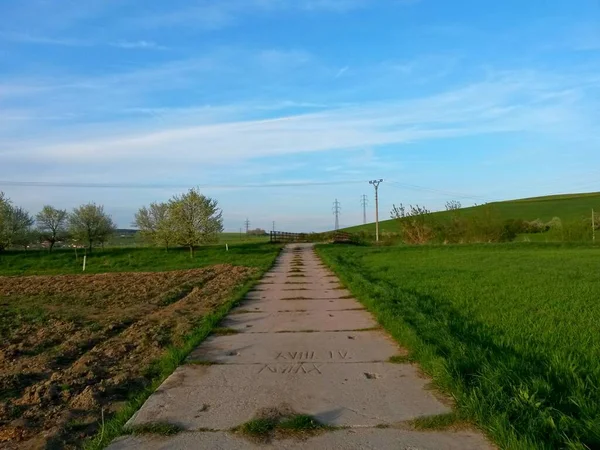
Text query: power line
360 194 369 224
386 181 489 202
0 180 368 190
332 199 341 231
0 178 500 202
244 218 250 234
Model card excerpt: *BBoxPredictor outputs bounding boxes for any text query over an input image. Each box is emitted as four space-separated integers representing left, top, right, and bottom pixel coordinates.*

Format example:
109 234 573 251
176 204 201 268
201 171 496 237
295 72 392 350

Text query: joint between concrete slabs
235 328 382 334
185 360 406 366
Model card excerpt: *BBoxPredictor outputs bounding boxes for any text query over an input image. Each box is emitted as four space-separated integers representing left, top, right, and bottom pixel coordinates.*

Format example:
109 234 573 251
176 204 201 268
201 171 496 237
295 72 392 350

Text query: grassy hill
344 191 600 234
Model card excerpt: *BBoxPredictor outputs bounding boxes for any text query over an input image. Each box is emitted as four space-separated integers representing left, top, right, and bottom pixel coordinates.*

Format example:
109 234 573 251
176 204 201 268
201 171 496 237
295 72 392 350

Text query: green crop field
317 243 600 449
106 231 269 248
344 191 600 235
0 242 280 276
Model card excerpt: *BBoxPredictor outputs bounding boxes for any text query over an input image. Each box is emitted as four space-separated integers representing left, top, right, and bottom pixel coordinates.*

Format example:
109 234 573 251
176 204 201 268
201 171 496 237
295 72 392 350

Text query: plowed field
0 265 255 449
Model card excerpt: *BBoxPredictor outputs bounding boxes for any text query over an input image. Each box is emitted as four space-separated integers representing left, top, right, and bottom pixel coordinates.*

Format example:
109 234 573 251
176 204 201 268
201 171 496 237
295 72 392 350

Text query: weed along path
108 244 492 449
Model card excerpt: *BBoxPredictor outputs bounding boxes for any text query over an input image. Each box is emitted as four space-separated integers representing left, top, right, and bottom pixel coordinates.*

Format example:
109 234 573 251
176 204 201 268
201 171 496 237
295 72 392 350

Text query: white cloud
335 66 349 78
110 40 167 50
4 70 597 171
123 0 402 30
1 32 167 51
0 32 92 47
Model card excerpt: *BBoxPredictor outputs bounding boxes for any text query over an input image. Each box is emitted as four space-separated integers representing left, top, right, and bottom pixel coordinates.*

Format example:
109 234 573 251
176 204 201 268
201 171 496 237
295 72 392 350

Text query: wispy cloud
110 40 167 50
335 66 349 78
4 70 597 172
2 32 167 51
1 32 92 47
123 0 403 30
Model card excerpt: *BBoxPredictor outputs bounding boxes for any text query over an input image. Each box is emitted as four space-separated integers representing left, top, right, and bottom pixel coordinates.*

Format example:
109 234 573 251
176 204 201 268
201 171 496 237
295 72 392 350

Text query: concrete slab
109 429 493 450
127 362 450 430
245 288 353 300
232 298 364 312
187 330 399 364
221 310 377 332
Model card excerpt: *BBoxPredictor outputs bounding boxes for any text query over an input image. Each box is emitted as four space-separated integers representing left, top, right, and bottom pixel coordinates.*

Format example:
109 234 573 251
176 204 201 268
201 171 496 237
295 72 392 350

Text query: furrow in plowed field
0 264 255 449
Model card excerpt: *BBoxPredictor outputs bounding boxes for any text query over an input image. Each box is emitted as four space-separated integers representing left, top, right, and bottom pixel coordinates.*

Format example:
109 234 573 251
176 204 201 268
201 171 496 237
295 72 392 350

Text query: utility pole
272 221 276 233
360 194 369 225
244 218 250 234
332 199 341 230
369 179 383 242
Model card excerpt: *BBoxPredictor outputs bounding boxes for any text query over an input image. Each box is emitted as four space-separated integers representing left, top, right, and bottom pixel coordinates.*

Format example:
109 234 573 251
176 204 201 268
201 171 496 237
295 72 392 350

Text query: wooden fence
269 231 310 243
269 231 356 244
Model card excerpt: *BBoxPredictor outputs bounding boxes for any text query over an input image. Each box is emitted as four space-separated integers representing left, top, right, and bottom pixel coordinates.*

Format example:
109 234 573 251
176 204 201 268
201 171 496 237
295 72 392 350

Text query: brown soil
0 264 255 449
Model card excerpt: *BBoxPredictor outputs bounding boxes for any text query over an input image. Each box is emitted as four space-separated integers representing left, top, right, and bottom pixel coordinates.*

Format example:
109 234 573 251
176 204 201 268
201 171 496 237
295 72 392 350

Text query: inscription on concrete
329 350 350 360
275 351 315 360
258 363 322 374
273 350 351 361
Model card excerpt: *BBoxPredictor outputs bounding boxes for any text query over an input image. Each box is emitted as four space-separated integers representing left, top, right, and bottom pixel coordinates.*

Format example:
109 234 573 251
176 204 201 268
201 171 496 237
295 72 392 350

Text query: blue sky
1 0 599 231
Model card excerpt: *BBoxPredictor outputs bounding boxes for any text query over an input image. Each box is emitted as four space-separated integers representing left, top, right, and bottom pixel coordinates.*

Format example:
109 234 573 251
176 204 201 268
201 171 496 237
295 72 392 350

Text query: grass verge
410 412 466 431
128 422 183 436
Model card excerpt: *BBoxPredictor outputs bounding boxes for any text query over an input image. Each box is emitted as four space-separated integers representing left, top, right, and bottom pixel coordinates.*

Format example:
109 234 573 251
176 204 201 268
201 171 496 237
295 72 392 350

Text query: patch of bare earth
0 264 255 449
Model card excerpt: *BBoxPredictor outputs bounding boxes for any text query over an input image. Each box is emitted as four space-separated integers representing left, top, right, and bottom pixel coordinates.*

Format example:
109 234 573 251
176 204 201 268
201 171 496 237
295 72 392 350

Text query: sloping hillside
344 192 600 234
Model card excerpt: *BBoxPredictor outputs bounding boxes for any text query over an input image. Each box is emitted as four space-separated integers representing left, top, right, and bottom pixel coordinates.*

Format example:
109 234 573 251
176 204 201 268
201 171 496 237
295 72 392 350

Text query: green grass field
0 242 280 276
317 243 600 449
106 231 269 248
344 191 600 235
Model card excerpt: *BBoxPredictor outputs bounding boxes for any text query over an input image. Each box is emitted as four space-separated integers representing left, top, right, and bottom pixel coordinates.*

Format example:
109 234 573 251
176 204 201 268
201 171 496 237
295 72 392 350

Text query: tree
133 202 174 250
69 203 116 252
168 188 223 257
0 192 13 251
0 193 34 251
36 205 68 251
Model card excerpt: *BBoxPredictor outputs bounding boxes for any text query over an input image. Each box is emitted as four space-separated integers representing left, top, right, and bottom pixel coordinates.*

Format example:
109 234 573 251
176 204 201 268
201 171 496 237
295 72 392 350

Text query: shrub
391 204 436 244
523 219 548 234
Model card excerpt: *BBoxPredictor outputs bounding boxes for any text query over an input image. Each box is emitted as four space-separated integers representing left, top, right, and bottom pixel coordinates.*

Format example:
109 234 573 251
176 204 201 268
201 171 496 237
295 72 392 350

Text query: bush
390 203 517 245
391 204 436 244
523 219 549 234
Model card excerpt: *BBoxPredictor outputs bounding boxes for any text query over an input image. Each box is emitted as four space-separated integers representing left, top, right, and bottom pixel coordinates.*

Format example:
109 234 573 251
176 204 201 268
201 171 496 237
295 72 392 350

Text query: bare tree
36 205 68 251
69 203 116 252
445 200 462 211
391 203 435 244
0 193 34 251
168 188 223 258
133 202 174 250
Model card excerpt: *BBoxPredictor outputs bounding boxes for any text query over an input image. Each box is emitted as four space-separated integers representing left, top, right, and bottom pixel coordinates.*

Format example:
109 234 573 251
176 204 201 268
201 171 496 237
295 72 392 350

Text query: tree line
0 188 223 256
389 200 600 244
0 192 116 252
